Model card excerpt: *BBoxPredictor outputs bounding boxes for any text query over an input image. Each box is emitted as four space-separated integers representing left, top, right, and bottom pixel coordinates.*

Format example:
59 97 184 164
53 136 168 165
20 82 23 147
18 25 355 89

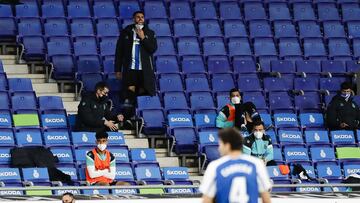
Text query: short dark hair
62 192 74 198
252 120 265 129
133 11 144 18
218 128 243 151
95 82 108 91
95 131 108 140
229 88 240 97
341 82 353 90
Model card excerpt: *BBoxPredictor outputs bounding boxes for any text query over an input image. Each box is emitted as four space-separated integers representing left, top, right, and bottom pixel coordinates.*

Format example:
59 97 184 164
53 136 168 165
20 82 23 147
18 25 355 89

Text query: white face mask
254 131 264 139
135 24 144 30
231 96 241 104
97 144 107 151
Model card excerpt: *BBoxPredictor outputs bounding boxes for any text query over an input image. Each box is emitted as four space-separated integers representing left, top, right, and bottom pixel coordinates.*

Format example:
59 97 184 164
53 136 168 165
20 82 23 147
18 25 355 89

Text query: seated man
85 131 128 186
243 121 275 166
75 82 131 132
216 88 261 132
326 82 360 131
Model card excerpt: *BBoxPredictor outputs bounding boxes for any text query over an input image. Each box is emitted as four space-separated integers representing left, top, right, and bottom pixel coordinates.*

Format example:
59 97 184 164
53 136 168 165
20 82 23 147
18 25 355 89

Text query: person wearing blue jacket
243 121 275 166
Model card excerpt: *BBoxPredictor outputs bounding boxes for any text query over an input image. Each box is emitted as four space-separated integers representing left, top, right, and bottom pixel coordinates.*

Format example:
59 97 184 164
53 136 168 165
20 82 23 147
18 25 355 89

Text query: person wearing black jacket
75 82 125 132
114 11 157 107
326 82 360 130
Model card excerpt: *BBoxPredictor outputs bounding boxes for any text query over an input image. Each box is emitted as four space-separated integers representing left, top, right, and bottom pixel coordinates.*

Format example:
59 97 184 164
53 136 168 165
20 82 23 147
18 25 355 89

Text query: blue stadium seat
273 146 284 163
238 75 263 93
42 3 65 18
274 21 297 39
310 146 336 162
185 77 210 93
144 1 167 19
323 21 346 38
254 38 277 56
317 3 340 21
137 95 162 111
73 37 98 57
330 130 356 145
269 3 291 21
219 2 242 20
18 18 42 36
8 78 33 92
140 109 166 135
211 74 235 93
321 60 347 75
243 92 268 111
0 18 17 38
320 77 346 93
199 20 222 38
134 165 162 183
11 92 37 112
47 36 72 56
293 3 316 21
108 147 129 163
171 127 197 154
148 19 171 37
96 19 120 37
303 38 327 57
71 131 96 148
271 60 296 75
38 96 64 111
317 161 342 179
300 113 324 128
0 111 12 128
0 148 11 165
207 56 231 74
177 37 201 56
164 92 189 114
294 78 319 92
283 145 310 162
216 94 230 110
202 37 226 57
295 92 321 112
194 113 216 129
233 58 257 74
228 37 252 57
223 20 247 39
162 167 193 187
99 37 117 57
198 131 218 152
118 0 140 19
155 37 176 56
274 113 299 128
51 147 74 164
15 128 43 147
268 92 294 112
194 1 217 20
58 167 78 182
244 2 267 21
278 130 304 144
353 39 360 58
130 148 157 165
328 38 351 57
0 168 21 185
169 1 192 20
19 36 46 60
295 60 321 77
50 55 75 80
93 1 117 18
159 74 183 93
267 166 289 180
67 3 91 18
341 5 360 22
81 189 109 195
71 19 94 37
43 129 70 147
181 55 206 75
173 20 196 37
263 77 290 92
347 61 360 74
0 4 13 17
0 128 15 147
298 21 322 39
279 38 302 57
190 92 215 113
249 20 272 38
114 163 135 182
258 56 279 73
305 130 330 145
343 163 360 177
347 21 360 39
15 4 39 18
44 21 69 37
291 164 316 180
74 148 91 164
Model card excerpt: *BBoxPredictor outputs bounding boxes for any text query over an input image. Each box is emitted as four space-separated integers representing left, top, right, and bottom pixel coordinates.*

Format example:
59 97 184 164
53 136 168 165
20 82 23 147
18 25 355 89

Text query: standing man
216 88 261 132
115 11 157 108
199 128 272 203
85 131 128 186
326 82 360 130
243 121 275 166
75 82 125 132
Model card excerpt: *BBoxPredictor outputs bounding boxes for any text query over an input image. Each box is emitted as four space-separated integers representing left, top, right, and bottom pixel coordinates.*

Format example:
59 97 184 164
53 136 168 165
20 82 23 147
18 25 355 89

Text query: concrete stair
63 101 80 114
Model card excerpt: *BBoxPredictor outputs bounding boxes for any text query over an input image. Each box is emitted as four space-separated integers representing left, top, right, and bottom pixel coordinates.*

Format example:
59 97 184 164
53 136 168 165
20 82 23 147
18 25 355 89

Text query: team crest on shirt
352 103 356 108
340 103 344 107
82 102 86 106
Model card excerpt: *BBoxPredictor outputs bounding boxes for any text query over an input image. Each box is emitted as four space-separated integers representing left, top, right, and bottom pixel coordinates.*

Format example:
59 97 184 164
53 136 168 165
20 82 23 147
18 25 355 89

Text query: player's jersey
199 154 272 203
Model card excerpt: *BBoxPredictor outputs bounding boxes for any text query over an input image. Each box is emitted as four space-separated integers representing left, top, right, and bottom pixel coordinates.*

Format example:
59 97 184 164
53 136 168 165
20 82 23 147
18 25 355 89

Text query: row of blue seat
4 1 360 21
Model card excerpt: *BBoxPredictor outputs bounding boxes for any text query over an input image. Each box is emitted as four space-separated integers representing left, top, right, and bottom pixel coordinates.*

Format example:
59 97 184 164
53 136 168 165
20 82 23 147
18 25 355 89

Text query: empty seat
317 3 340 21
283 145 310 162
271 60 296 74
8 78 33 92
155 56 179 74
254 38 277 56
67 3 91 18
347 21 360 39
169 1 192 19
305 130 330 145
73 37 98 56
238 75 263 92
328 38 351 57
298 21 322 39
249 20 272 38
295 92 321 112
294 78 319 92
199 20 222 38
177 37 200 56
0 18 17 38
164 92 189 113
219 2 242 20
310 146 336 162
18 19 42 36
140 109 166 135
118 0 140 19
330 130 356 145
341 5 360 22
274 21 297 39
211 74 235 93
278 130 303 144
144 1 167 19
303 38 326 57
243 92 268 110
185 77 210 93
320 77 346 92
93 1 117 18
15 4 39 18
323 21 346 38
269 3 291 21
148 19 171 37
190 92 215 113
38 96 64 111
50 55 75 80
171 127 197 154
19 36 46 60
70 20 94 37
0 4 13 17
22 168 50 185
194 1 217 20
279 38 302 57
321 60 347 75
228 37 252 57
99 37 117 57
159 74 183 93
317 162 342 179
173 20 196 37
96 18 120 37
244 2 267 21
43 129 71 147
293 3 316 21
47 36 72 56
181 56 206 74
202 37 226 57
15 129 43 146
44 21 69 37
274 113 299 128
268 92 294 112
130 148 157 164
263 77 290 92
223 20 247 38
207 56 231 74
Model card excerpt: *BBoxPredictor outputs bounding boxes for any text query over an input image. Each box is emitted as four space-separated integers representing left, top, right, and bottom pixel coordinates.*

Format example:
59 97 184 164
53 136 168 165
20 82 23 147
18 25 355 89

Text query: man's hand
117 114 124 122
104 120 118 131
115 72 122 80
340 122 349 128
135 28 145 40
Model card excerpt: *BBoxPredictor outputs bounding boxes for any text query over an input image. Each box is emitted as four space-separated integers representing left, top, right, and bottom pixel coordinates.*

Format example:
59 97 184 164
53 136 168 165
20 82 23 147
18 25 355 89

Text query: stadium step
33 83 59 93
7 73 46 84
157 157 180 167
125 138 149 148
1 59 16 65
63 101 80 114
188 167 200 176
155 148 168 157
3 64 28 74
0 55 16 60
